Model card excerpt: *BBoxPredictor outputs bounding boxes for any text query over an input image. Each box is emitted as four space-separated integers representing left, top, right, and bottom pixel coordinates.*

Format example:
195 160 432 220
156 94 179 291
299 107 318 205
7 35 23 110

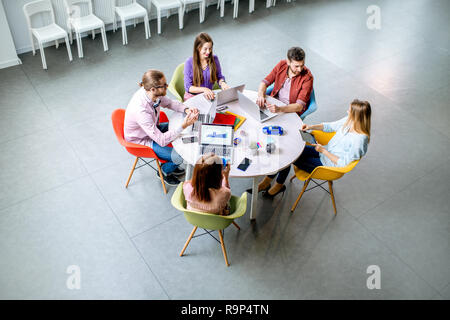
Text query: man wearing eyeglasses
125 69 199 186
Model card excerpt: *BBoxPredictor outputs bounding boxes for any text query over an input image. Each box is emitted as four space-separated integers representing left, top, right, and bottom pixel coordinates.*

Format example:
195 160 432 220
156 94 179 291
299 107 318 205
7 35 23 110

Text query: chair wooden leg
125 157 139 188
289 174 297 182
180 226 197 256
328 181 337 215
291 178 311 212
155 159 168 194
218 230 230 267
232 221 240 230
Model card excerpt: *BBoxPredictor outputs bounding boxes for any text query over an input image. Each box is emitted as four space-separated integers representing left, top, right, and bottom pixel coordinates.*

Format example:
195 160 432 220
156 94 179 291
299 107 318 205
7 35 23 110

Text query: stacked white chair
113 0 151 45
271 0 291 7
23 0 73 70
223 0 255 19
179 0 206 24
150 0 184 34
64 0 108 58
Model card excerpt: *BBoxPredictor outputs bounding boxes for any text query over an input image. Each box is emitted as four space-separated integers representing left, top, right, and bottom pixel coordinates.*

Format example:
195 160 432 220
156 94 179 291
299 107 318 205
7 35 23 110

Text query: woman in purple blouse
184 32 230 101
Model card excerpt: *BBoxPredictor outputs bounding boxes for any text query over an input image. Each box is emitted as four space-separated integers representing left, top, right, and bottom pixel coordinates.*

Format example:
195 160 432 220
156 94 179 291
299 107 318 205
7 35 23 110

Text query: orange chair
111 108 172 194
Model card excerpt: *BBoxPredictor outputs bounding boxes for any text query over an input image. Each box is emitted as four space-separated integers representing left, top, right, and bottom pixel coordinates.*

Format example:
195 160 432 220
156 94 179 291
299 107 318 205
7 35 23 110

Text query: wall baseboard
0 58 22 69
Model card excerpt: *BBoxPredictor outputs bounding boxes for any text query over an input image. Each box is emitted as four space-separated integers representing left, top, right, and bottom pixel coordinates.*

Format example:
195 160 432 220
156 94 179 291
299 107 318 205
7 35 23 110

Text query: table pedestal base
250 176 259 220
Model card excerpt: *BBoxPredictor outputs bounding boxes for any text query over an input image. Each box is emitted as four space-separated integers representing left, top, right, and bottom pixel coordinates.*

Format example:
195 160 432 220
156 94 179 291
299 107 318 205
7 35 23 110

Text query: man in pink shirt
124 70 199 186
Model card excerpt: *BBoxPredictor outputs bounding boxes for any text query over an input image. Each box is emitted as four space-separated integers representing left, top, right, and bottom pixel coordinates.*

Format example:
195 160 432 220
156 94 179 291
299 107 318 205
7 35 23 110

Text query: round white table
169 89 306 220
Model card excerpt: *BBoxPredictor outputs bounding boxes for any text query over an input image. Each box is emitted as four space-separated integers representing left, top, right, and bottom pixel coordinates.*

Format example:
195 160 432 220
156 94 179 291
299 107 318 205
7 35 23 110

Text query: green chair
168 62 221 102
171 182 247 266
168 63 186 102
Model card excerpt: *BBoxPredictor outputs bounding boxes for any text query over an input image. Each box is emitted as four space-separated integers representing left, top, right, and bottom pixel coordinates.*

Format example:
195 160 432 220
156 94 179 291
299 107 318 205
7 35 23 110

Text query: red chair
111 108 172 194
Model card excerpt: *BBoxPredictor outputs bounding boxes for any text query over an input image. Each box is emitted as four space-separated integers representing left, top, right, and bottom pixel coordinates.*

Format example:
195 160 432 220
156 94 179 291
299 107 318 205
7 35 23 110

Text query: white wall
0 0 21 68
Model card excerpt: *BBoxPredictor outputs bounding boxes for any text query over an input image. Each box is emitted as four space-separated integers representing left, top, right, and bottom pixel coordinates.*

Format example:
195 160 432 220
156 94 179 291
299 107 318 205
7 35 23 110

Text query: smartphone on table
237 157 252 171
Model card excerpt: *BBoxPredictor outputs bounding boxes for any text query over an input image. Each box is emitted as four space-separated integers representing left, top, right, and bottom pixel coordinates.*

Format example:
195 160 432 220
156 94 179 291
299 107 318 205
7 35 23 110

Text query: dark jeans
268 145 323 184
152 122 183 175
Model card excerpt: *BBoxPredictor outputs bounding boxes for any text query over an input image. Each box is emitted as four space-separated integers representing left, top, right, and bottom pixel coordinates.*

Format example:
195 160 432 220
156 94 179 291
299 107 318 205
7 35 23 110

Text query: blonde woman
259 99 372 198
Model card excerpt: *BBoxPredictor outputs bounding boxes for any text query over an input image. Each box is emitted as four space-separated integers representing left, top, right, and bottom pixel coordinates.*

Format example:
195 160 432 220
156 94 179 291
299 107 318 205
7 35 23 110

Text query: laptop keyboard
197 113 208 122
201 145 231 158
260 110 269 120
192 113 211 131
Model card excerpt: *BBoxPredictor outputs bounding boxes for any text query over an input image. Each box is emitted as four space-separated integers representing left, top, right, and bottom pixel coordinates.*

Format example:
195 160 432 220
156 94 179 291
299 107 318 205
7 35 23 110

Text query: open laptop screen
200 124 233 146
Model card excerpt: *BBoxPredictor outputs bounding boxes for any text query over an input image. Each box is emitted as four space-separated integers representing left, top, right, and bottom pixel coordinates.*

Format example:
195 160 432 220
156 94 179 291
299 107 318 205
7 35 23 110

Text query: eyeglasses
153 83 168 89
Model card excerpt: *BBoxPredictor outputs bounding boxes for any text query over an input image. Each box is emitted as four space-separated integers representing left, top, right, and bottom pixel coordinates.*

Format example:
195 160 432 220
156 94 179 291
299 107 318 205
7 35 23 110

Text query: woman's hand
223 163 231 188
220 82 230 90
301 124 311 131
203 88 215 100
313 143 325 153
223 163 230 176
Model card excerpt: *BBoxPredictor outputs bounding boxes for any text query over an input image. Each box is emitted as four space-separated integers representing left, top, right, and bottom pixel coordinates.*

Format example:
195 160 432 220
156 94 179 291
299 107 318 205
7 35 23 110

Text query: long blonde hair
345 99 371 142
192 32 217 87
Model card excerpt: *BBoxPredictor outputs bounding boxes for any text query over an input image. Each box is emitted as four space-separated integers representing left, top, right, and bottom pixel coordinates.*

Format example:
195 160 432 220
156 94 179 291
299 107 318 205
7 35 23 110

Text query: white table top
169 90 306 178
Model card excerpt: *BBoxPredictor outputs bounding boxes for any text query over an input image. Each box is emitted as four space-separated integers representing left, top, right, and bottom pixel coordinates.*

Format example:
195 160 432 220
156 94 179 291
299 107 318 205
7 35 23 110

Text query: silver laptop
237 91 278 123
215 84 245 105
198 123 234 164
192 98 217 132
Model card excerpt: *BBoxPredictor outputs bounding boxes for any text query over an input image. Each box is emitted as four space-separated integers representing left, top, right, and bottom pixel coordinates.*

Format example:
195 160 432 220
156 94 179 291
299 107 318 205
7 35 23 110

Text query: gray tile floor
0 0 449 299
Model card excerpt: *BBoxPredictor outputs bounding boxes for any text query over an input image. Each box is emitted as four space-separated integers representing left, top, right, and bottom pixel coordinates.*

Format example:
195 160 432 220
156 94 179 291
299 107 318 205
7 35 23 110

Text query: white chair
180 0 206 24
272 0 292 7
150 0 184 34
222 0 255 19
63 0 108 58
23 0 73 70
113 0 150 45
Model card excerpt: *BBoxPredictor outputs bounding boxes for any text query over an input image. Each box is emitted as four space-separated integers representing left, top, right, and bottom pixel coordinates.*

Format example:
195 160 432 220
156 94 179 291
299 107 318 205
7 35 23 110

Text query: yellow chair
168 62 221 102
289 130 360 215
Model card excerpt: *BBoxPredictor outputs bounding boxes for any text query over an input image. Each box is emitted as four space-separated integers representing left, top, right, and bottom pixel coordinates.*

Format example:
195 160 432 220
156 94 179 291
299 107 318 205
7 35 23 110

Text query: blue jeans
152 122 183 175
268 145 323 184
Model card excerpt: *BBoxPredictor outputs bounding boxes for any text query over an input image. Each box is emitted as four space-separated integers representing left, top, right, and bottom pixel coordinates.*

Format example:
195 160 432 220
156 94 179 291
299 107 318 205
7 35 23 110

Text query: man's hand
267 103 281 113
256 95 266 108
182 112 198 129
184 107 199 116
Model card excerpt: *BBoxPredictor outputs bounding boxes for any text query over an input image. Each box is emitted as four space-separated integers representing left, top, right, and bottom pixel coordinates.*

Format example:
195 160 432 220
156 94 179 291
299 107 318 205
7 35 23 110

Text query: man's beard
154 90 166 98
289 67 301 76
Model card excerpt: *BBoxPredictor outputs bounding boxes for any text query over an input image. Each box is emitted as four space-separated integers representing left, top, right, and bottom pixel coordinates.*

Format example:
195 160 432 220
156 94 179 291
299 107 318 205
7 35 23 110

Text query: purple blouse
184 55 225 93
